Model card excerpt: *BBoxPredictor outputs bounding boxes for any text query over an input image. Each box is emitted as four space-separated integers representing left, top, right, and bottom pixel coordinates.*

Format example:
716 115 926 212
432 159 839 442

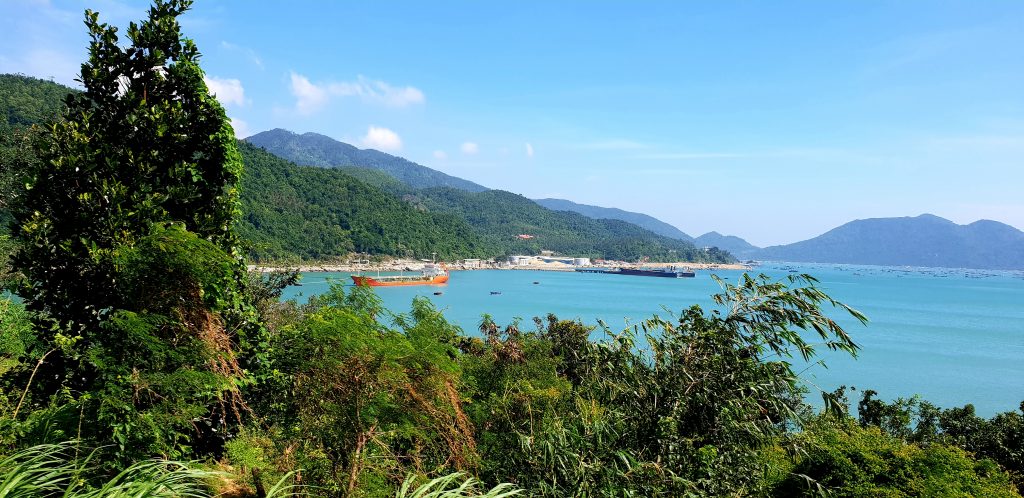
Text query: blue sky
3 1 1023 246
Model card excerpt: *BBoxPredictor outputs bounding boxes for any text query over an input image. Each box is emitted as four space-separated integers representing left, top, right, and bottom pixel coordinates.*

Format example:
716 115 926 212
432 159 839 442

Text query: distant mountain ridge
410 188 732 263
530 198 767 258
694 232 761 259
756 214 1024 270
533 198 694 241
246 129 489 192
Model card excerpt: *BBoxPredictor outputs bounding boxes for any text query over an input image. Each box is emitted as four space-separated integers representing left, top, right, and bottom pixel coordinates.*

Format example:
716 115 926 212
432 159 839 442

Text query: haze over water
283 263 1024 417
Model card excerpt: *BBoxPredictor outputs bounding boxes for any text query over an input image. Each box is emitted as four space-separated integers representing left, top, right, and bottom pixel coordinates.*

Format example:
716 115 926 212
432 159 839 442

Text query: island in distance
756 214 1024 270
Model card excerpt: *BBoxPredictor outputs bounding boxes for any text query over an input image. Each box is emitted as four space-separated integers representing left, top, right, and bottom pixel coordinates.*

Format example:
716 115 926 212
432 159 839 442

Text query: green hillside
1 73 72 131
408 187 733 262
1 74 76 224
237 142 493 261
244 128 733 263
247 128 490 192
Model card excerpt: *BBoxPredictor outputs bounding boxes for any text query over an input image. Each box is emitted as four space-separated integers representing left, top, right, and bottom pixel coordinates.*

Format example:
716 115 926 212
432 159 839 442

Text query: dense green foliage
5 0 257 470
11 1 245 333
0 74 71 132
773 417 1019 497
0 74 76 226
853 388 1024 490
247 129 490 192
237 142 493 261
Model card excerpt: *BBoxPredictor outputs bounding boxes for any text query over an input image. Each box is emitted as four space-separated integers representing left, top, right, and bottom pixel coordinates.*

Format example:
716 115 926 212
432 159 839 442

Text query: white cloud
204 76 246 107
230 117 252 139
461 142 479 155
328 76 425 107
361 126 402 152
525 142 534 158
289 72 329 115
288 72 425 114
433 150 448 160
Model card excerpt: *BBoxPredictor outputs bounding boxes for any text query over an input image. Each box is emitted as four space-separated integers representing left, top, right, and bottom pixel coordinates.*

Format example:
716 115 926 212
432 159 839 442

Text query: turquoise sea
281 263 1024 416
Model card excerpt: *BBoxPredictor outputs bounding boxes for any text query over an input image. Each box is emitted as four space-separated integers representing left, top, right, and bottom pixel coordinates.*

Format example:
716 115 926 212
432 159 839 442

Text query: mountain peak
757 214 1024 269
245 129 488 192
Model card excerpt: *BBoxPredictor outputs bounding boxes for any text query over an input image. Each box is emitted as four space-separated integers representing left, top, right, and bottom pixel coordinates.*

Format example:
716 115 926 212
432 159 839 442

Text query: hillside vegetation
244 128 732 263
412 187 731 262
1 74 76 224
237 142 493 261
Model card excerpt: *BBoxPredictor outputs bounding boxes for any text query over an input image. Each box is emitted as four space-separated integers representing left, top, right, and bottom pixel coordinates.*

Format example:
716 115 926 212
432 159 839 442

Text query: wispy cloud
863 24 998 77
289 72 424 114
461 142 479 155
220 41 263 68
361 125 402 152
433 150 448 160
525 142 534 158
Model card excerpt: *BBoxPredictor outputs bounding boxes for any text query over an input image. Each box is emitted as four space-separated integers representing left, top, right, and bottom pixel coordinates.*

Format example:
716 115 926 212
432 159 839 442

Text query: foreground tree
7 0 252 463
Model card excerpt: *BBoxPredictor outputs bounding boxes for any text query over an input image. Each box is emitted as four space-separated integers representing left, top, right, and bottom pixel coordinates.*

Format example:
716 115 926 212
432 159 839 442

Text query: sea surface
281 263 1024 416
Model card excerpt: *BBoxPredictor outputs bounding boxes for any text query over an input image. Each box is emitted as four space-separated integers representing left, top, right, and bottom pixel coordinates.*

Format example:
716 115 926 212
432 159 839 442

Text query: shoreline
249 259 755 274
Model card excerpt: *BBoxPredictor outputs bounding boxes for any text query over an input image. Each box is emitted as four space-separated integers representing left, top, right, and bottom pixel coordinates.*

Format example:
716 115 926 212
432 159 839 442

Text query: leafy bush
774 418 1020 497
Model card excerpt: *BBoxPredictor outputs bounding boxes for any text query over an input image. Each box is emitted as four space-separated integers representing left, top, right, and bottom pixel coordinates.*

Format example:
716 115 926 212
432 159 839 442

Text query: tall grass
0 442 219 497
1 442 516 497
396 472 522 498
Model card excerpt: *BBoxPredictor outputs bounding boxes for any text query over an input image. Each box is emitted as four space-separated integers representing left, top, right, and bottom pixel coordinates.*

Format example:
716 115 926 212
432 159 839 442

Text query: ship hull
351 275 450 287
614 268 695 278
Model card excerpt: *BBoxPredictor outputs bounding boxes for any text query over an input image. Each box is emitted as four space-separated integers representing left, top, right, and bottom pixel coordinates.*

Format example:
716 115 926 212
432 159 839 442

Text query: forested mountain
694 231 761 259
407 187 732 262
1 74 730 263
1 74 76 227
756 214 1024 269
237 142 493 261
533 197 694 241
246 128 489 192
1 74 72 131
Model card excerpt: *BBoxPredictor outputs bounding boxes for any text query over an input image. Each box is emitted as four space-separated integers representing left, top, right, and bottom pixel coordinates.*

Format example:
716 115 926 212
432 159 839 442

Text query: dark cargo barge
575 267 696 278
